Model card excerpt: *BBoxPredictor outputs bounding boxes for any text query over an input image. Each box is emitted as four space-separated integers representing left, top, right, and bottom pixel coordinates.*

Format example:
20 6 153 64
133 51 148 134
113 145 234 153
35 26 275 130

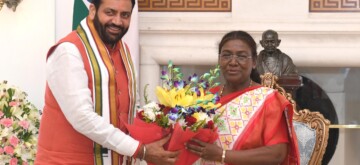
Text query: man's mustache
106 24 125 32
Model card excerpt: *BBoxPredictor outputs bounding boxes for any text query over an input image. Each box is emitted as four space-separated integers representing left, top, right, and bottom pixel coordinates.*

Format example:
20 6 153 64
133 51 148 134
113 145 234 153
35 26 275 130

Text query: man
256 29 298 76
35 0 178 164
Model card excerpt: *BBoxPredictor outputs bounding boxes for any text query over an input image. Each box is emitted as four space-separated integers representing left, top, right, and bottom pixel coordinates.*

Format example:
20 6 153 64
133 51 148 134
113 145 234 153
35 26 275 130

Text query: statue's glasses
219 53 252 64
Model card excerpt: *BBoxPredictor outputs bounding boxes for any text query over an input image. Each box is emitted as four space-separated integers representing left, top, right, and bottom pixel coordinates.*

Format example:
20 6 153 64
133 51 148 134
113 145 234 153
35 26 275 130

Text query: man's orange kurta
35 30 132 164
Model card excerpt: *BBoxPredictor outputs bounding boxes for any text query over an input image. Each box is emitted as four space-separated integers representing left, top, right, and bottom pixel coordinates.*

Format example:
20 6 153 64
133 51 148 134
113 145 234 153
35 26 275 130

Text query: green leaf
209 77 215 83
215 72 220 78
175 73 184 80
196 100 203 104
7 88 14 102
191 119 206 131
143 84 150 104
202 73 211 79
214 65 220 73
160 75 169 81
214 109 226 123
173 67 181 73
213 82 221 87
168 60 173 68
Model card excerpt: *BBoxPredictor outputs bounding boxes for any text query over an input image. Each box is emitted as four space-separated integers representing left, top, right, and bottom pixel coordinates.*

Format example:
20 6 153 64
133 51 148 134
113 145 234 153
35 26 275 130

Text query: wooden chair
261 73 330 165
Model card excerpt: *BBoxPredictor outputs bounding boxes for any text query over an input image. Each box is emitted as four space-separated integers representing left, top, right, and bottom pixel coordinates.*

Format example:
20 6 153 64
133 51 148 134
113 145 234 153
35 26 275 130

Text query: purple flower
161 70 167 76
185 107 196 115
160 71 169 80
190 87 201 96
195 106 202 112
170 107 180 113
188 74 198 83
195 88 201 96
174 81 185 89
214 94 220 102
169 114 179 121
199 81 209 89
207 109 216 115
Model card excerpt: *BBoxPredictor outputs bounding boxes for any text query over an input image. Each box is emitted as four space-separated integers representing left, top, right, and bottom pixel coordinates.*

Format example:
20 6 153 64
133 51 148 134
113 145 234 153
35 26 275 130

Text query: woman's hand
186 138 223 162
187 139 288 165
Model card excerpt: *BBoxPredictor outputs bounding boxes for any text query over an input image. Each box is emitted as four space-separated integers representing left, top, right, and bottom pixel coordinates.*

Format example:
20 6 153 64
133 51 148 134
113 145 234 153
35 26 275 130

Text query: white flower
0 155 11 163
168 118 176 125
155 111 162 116
177 118 186 127
11 106 23 120
193 112 210 122
144 110 156 122
0 100 7 109
142 102 162 122
0 81 40 164
0 127 10 138
14 145 22 156
21 151 32 161
143 102 160 111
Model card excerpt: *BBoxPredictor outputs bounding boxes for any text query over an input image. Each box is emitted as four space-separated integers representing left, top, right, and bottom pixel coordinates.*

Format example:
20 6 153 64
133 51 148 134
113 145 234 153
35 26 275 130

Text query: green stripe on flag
72 0 89 30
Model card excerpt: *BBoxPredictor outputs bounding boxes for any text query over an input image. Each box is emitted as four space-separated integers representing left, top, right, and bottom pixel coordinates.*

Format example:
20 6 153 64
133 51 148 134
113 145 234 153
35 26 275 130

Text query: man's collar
105 42 121 52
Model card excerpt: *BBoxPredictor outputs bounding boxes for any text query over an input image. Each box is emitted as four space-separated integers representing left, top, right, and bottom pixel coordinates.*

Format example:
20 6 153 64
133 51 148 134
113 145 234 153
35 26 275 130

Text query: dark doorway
295 76 339 165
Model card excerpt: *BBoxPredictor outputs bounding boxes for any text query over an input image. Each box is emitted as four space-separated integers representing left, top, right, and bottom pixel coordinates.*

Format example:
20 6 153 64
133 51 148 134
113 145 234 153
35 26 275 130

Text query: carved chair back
260 73 330 165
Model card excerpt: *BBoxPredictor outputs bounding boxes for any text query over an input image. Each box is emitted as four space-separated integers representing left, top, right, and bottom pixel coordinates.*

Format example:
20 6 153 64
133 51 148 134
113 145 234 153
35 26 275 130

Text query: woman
187 31 300 165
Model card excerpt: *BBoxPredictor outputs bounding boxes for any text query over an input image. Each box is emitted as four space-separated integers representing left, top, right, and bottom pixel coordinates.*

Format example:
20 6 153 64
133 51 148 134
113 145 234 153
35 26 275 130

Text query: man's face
260 33 280 53
89 0 132 45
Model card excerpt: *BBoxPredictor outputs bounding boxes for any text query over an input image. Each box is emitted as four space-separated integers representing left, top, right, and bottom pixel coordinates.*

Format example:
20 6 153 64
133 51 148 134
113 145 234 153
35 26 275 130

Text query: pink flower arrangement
19 120 30 129
4 146 14 155
10 136 19 146
9 101 19 107
9 158 18 165
0 118 13 127
0 81 40 164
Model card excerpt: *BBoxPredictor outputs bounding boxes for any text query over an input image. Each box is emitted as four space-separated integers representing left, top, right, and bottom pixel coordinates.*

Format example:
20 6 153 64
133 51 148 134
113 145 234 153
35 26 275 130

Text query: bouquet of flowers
0 81 41 165
126 61 222 164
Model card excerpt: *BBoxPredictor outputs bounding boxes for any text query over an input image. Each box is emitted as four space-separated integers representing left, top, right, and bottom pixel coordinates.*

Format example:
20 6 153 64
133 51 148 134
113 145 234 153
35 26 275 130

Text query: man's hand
144 135 179 165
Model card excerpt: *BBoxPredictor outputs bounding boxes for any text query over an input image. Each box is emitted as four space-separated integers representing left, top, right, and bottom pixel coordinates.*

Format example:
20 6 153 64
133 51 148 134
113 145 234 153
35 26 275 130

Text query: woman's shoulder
249 85 288 104
250 85 275 93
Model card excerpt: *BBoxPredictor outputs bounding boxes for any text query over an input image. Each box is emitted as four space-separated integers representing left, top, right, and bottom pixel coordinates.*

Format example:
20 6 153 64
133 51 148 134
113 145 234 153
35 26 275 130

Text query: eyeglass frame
219 53 252 63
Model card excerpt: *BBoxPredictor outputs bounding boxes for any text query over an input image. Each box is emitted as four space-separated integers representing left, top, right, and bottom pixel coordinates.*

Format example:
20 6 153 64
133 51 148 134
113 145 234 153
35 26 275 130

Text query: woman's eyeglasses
220 53 252 63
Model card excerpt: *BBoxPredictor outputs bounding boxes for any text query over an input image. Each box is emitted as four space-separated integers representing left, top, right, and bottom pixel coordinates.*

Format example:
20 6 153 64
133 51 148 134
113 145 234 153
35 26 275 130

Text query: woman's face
219 39 255 85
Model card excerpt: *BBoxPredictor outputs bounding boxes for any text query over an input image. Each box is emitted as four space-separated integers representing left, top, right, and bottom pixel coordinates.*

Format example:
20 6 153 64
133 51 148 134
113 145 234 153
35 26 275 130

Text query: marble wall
0 0 55 109
138 0 360 164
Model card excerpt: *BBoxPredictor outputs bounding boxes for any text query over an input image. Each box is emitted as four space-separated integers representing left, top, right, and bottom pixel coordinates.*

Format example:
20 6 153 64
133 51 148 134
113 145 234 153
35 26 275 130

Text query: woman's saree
199 85 299 165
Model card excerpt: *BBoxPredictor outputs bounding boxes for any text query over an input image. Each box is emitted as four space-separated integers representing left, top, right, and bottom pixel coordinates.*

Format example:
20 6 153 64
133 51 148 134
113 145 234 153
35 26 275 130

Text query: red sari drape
210 85 300 165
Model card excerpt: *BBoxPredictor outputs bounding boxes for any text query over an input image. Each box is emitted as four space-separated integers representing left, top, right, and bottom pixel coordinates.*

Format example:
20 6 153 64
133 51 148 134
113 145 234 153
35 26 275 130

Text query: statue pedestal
278 74 303 98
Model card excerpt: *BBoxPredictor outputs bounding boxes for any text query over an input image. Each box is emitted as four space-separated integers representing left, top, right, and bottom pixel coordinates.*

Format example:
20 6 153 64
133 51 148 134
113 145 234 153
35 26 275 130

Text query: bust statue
256 29 298 76
0 0 22 12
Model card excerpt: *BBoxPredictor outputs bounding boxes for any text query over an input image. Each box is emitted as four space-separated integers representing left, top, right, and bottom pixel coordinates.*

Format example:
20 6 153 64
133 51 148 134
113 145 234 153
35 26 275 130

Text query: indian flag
72 0 89 30
55 0 140 76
